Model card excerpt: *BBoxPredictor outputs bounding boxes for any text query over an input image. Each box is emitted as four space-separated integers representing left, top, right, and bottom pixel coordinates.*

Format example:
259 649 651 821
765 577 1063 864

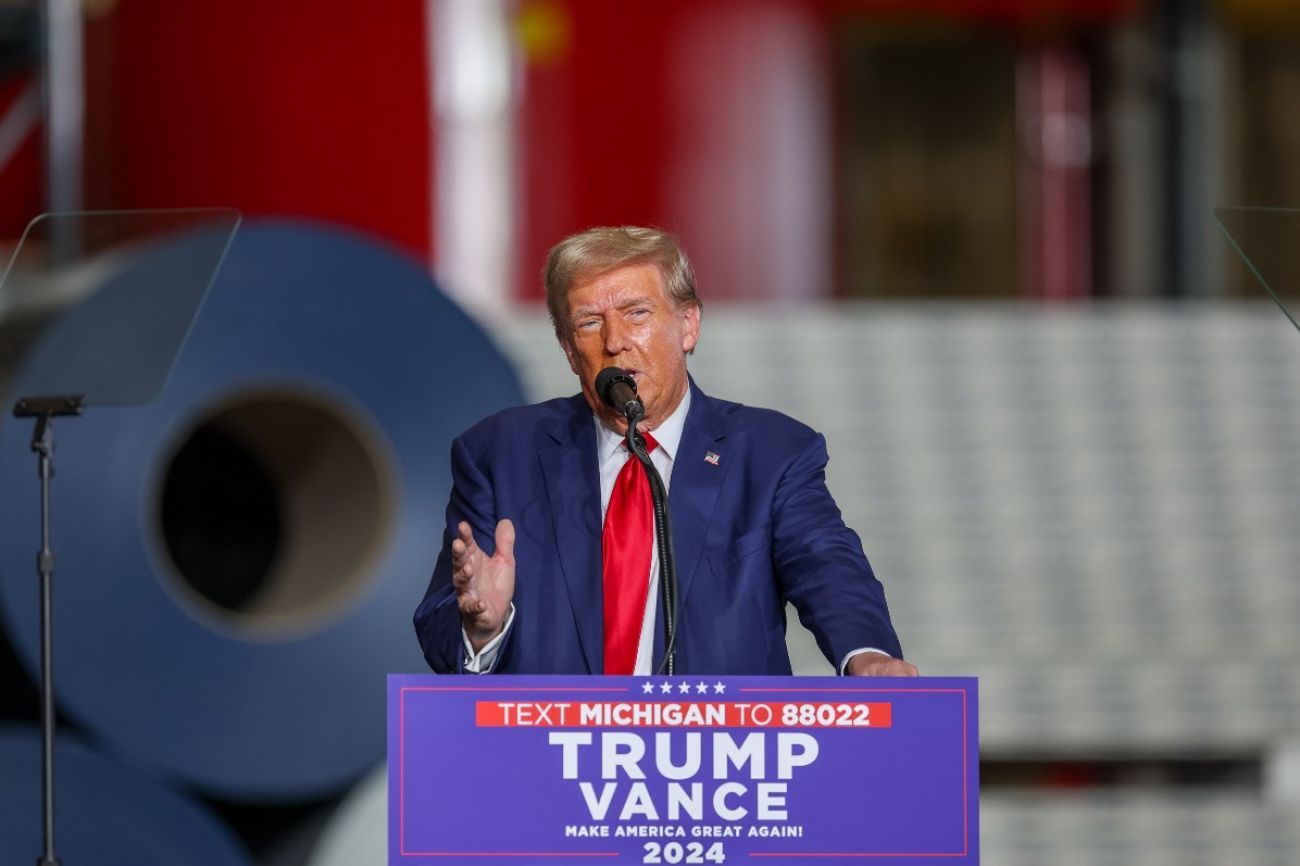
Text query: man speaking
414 227 916 678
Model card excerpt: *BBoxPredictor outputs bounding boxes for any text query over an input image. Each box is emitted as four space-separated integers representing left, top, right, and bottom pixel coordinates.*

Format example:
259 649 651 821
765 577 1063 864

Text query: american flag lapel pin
704 451 721 466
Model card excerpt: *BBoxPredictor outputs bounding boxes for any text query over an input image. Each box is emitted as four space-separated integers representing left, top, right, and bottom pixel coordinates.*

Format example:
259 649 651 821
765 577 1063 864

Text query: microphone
595 366 644 423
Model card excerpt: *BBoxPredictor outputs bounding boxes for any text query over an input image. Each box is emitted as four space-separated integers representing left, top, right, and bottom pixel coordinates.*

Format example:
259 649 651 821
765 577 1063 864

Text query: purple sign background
389 676 978 865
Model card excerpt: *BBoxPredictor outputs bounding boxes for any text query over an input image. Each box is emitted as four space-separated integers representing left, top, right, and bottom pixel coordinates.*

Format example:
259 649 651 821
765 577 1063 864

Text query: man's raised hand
452 519 516 651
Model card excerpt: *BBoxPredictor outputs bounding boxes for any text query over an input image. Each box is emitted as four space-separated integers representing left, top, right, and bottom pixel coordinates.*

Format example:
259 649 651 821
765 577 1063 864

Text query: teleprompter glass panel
1216 207 1300 334
0 208 241 408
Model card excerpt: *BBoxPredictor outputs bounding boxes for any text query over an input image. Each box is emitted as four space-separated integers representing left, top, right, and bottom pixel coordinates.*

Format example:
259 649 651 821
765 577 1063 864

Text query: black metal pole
34 412 61 866
648 467 676 675
14 397 81 866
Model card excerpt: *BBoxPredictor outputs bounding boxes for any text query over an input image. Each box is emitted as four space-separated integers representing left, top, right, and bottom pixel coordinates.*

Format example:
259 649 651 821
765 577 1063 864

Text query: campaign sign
389 676 978 865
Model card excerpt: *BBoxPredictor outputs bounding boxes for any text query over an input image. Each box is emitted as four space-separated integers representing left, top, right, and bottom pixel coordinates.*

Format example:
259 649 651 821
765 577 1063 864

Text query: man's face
559 262 701 433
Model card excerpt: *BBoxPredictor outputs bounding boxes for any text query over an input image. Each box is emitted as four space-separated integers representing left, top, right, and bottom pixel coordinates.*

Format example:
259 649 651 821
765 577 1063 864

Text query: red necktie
602 431 658 675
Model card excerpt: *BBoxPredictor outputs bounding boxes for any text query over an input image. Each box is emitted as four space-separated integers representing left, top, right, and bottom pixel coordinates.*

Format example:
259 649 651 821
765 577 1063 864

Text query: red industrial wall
0 73 42 238
515 0 1139 300
518 1 686 298
4 0 1146 290
84 1 434 261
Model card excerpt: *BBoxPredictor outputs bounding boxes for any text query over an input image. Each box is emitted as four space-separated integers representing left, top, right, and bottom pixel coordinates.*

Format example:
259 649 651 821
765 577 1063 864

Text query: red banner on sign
475 701 893 728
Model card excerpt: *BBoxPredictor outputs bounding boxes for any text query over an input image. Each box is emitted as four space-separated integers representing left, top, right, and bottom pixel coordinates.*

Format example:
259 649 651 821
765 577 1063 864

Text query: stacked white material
982 793 1300 866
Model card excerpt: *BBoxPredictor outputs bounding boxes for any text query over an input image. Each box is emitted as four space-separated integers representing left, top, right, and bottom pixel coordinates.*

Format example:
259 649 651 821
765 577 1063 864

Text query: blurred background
1 0 1299 863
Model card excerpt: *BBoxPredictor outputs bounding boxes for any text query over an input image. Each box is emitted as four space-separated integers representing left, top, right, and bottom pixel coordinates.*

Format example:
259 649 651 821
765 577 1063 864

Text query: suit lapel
669 383 729 614
539 396 603 673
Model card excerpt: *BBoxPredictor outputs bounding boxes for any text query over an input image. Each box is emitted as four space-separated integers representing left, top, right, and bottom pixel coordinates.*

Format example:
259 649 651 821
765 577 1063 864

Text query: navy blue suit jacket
413 381 902 674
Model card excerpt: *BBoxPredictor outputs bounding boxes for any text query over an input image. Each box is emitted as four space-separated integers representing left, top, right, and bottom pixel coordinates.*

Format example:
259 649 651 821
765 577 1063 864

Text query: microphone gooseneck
597 366 678 674
626 426 678 677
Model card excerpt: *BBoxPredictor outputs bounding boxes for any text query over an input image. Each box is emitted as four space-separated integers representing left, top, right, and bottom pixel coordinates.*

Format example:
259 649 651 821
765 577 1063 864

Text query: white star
713 681 726 694
696 682 709 694
660 681 674 694
678 681 692 694
642 681 656 694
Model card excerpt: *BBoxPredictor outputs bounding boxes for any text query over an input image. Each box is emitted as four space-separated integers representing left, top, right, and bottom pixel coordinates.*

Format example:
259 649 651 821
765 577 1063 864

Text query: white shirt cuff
838 647 890 676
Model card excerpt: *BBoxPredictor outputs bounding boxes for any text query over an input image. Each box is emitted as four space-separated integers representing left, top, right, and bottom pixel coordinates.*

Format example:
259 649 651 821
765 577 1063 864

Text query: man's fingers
451 540 469 573
454 520 515 564
458 588 483 614
452 555 475 590
494 519 516 563
848 654 920 678
876 659 918 677
452 519 512 609
453 522 478 556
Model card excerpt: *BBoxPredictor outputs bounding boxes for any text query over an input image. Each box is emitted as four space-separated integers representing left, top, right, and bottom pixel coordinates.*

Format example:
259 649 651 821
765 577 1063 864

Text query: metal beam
41 0 83 214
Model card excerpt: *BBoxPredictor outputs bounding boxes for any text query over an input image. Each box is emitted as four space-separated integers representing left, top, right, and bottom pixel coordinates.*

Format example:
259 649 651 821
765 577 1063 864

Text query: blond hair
544 226 700 337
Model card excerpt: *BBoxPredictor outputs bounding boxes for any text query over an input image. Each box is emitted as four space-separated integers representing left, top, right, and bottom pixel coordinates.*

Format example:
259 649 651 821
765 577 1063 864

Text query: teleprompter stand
12 395 83 866
0 209 241 865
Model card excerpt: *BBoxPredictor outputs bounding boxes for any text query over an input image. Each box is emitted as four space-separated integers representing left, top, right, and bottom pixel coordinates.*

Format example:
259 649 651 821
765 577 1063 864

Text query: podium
389 675 978 864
